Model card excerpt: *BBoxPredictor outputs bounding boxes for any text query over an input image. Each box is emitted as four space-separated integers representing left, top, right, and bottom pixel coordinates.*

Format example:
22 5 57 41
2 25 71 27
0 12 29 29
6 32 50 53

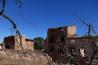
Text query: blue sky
0 0 98 42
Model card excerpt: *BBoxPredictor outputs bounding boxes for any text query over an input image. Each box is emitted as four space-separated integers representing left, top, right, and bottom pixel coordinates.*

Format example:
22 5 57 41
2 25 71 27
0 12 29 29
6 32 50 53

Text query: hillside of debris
0 50 56 65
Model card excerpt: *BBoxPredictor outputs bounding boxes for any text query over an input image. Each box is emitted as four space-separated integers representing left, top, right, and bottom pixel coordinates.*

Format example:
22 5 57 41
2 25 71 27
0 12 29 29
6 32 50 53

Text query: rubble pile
0 50 56 65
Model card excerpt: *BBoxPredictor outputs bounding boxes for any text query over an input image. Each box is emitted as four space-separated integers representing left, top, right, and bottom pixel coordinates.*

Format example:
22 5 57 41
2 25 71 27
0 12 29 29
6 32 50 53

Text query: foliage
67 56 77 65
33 37 44 50
33 37 44 43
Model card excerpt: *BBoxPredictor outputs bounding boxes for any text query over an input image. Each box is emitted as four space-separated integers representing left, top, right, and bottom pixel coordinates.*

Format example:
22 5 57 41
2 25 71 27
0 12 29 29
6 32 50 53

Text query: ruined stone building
65 37 95 65
47 25 97 65
47 26 76 63
4 36 34 50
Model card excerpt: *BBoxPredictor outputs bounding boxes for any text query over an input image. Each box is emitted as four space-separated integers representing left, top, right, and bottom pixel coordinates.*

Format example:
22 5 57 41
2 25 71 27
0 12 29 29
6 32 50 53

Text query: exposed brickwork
47 26 76 63
64 26 76 38
4 36 34 50
47 26 96 65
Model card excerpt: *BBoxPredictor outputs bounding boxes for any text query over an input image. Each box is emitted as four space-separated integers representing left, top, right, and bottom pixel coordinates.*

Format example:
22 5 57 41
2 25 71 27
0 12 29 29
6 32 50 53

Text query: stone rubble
0 50 57 65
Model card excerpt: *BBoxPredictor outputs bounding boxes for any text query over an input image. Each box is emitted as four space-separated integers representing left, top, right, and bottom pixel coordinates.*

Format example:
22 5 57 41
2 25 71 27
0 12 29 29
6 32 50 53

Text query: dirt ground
0 50 55 65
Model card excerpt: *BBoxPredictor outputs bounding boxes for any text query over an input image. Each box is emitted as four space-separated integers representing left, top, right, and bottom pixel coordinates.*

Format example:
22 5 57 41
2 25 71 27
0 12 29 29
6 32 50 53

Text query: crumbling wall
47 26 96 65
4 36 34 51
4 36 15 49
47 27 68 64
75 38 95 65
64 26 76 38
0 50 56 65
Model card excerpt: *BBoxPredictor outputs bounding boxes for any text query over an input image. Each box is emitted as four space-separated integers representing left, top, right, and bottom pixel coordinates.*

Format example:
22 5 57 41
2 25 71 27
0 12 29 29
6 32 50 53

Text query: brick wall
4 36 34 51
47 26 96 65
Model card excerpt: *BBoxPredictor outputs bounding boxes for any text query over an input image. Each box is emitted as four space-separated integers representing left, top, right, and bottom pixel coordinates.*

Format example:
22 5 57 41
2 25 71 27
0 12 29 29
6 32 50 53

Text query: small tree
33 37 44 50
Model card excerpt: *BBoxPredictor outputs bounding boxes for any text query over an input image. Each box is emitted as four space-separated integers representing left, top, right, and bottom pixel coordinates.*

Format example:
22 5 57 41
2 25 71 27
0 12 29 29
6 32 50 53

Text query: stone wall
4 36 34 50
